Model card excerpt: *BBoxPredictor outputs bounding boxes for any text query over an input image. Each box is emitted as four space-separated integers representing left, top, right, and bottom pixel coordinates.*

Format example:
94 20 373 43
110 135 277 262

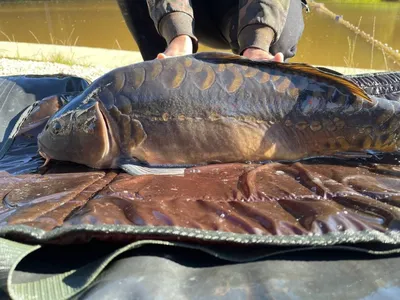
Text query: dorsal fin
315 66 343 76
192 51 372 103
193 52 243 61
274 63 372 102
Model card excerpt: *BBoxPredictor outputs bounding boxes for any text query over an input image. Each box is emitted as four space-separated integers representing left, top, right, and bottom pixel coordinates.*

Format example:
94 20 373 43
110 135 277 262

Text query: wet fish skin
37 52 400 171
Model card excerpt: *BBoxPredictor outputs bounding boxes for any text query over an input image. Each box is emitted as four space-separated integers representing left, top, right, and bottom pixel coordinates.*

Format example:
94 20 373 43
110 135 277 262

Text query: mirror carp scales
37 52 400 175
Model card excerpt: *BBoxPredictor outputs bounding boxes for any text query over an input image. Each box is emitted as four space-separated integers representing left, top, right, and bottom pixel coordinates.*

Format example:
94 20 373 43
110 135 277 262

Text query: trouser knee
116 0 166 61
117 0 305 61
269 0 305 60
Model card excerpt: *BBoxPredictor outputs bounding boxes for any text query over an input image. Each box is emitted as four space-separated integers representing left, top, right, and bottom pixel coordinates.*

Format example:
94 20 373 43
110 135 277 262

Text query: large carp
37 52 400 175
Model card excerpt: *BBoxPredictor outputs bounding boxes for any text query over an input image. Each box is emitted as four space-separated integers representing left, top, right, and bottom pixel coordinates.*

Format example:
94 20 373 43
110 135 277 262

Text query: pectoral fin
119 158 186 176
332 151 375 160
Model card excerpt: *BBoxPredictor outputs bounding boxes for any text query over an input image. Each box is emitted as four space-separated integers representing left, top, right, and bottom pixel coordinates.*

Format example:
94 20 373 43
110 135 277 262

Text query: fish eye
51 121 62 135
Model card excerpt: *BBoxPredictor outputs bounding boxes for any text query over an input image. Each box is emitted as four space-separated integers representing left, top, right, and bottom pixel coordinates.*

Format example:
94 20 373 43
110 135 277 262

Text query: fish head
38 96 116 169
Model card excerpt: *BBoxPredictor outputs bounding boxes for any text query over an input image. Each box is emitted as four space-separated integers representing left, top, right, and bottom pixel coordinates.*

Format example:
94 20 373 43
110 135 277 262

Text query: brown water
0 0 399 70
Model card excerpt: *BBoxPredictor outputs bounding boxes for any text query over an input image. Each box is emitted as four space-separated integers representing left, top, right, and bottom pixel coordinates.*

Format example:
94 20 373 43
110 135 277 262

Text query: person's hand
242 47 284 62
156 35 193 59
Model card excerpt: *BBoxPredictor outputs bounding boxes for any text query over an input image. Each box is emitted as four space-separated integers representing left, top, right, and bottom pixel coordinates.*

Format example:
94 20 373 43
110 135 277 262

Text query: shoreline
0 41 386 81
0 41 143 68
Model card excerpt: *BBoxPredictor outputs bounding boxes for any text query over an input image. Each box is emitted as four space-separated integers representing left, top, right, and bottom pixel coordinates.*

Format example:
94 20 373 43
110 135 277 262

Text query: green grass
343 17 362 69
29 29 93 67
342 16 394 71
0 29 93 67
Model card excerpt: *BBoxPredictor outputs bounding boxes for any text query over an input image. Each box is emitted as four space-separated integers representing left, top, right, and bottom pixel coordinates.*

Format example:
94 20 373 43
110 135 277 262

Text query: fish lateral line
129 113 278 124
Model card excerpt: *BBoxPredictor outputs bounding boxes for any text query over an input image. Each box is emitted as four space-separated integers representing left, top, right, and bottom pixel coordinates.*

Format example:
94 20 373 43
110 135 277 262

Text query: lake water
0 0 399 70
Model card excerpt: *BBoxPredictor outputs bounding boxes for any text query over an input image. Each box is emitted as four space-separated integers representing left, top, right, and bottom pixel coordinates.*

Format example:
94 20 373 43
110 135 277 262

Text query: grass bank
0 41 143 68
0 41 385 75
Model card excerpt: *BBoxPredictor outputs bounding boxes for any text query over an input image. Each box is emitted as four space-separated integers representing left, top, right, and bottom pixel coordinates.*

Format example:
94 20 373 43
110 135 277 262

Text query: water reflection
0 0 398 70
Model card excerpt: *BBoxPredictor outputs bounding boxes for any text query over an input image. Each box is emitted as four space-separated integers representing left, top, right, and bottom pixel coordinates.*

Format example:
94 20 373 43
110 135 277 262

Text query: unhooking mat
0 68 400 300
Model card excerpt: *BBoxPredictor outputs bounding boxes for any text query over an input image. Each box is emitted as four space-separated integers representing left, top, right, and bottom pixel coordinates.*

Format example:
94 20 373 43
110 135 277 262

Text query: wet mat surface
1 161 400 246
0 71 400 248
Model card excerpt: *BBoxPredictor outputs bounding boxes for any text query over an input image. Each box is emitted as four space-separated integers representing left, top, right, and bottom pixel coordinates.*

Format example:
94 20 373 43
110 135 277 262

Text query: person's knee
270 0 305 60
